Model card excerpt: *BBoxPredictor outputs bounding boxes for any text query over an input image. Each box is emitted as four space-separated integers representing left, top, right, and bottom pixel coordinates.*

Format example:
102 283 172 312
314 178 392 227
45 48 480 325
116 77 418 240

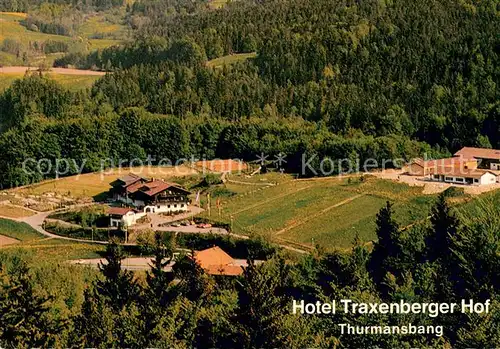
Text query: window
433 175 440 179
181 204 185 208
445 177 453 182
474 179 479 183
157 205 160 209
174 204 177 208
167 205 171 208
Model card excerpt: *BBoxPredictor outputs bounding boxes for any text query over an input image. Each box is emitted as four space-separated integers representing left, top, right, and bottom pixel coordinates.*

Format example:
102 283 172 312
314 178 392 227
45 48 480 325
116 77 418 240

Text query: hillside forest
0 0 499 187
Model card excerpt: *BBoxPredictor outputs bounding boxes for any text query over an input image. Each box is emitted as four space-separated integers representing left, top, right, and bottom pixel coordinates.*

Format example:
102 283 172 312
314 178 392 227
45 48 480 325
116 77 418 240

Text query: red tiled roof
126 181 148 194
204 264 243 276
454 147 500 161
194 246 234 267
193 247 243 276
129 180 189 197
107 207 135 216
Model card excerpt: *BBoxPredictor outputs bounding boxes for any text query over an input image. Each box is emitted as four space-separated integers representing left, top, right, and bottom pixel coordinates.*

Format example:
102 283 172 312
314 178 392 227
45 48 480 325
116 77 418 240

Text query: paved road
69 257 258 271
2 205 308 254
22 209 110 245
11 205 249 245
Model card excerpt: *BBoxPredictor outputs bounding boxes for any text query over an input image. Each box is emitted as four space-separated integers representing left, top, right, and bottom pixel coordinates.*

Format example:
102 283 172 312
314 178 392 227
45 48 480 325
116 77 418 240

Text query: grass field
0 12 122 66
14 165 198 199
206 52 257 68
208 0 231 9
209 176 437 250
0 218 43 241
0 72 100 91
79 14 128 41
0 218 105 260
0 204 36 218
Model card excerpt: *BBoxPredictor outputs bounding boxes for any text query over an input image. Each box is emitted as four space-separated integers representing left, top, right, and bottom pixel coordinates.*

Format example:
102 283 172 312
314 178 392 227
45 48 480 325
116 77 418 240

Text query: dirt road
0 66 106 76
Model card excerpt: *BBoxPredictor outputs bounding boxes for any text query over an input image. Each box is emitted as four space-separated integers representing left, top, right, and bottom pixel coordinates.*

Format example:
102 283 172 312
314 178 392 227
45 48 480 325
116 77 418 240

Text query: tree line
0 74 437 188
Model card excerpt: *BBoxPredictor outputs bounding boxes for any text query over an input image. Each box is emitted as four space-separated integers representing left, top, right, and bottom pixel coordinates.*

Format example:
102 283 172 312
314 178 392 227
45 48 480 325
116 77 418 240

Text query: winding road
1 204 309 254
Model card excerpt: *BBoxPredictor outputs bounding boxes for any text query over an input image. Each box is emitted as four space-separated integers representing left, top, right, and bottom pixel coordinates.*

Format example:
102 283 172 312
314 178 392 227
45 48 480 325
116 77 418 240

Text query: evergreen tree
0 262 62 348
237 257 309 348
146 232 175 307
425 192 461 262
76 286 116 348
369 201 403 287
172 252 214 301
97 241 141 310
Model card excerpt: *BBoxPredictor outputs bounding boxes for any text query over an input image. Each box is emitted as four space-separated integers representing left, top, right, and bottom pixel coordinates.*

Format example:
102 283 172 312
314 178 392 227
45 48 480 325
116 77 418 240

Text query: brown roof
119 173 147 187
107 207 135 216
193 247 243 276
412 157 475 167
204 264 243 276
430 167 496 179
126 180 147 193
126 180 189 196
454 147 500 161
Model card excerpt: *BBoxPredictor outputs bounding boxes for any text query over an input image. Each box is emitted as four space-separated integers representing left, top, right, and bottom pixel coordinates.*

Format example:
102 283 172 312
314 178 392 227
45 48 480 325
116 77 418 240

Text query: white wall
143 202 188 214
479 173 497 185
433 174 496 185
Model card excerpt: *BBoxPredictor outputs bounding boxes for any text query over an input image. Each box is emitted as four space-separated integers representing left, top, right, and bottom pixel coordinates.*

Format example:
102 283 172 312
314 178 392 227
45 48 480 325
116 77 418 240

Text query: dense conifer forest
1 0 499 187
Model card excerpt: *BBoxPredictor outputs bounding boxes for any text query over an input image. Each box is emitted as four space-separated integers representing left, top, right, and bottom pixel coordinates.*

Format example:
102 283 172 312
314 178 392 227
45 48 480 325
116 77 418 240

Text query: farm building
193 246 243 276
110 174 191 214
454 147 500 171
110 174 148 203
107 207 145 228
407 157 478 176
429 168 497 186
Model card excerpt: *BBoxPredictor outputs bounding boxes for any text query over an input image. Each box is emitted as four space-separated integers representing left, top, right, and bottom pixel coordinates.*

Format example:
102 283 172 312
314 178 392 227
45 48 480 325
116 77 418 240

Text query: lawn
0 72 100 91
0 11 122 66
231 185 355 236
0 218 44 241
79 14 128 41
0 217 106 260
0 204 36 218
15 165 198 199
283 195 387 248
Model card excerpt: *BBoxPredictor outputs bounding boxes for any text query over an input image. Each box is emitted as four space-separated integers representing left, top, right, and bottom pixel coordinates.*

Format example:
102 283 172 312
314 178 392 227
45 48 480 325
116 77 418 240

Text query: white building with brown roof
429 167 497 186
107 207 145 228
110 174 191 214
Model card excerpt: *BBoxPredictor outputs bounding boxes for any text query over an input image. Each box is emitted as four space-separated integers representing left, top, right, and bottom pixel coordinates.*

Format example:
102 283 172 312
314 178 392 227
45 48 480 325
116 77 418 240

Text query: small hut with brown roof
193 246 244 276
